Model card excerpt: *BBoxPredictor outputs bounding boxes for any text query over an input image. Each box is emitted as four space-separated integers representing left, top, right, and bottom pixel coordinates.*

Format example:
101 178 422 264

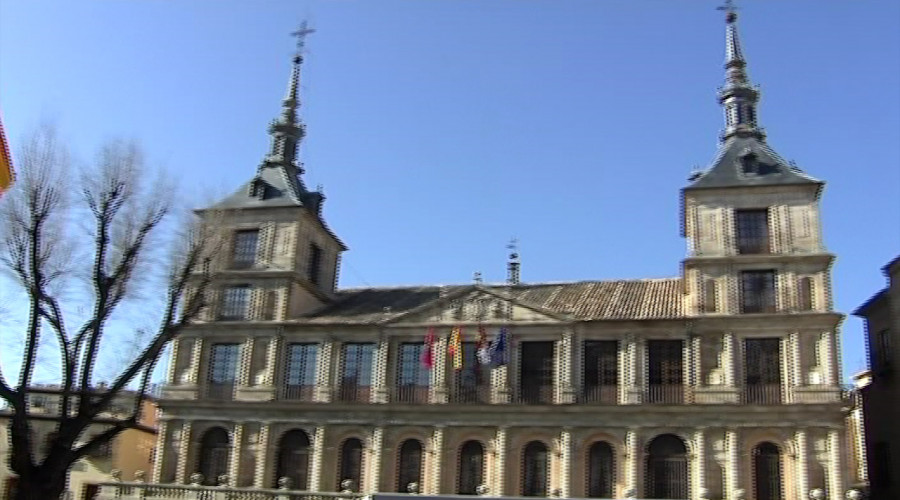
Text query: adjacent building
853 256 900 499
0 386 158 500
154 9 850 500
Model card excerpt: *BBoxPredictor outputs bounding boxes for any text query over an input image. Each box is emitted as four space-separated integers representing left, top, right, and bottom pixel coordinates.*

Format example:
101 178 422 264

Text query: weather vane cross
717 0 739 14
291 21 316 54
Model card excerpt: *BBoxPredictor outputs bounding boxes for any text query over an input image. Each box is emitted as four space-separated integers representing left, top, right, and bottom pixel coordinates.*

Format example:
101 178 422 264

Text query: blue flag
488 327 509 367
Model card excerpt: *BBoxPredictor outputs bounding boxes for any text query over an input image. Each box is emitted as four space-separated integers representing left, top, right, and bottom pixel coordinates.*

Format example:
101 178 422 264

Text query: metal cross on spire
291 21 316 55
717 0 739 22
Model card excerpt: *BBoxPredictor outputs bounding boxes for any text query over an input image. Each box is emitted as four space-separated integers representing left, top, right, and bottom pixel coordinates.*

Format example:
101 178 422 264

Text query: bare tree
0 126 223 500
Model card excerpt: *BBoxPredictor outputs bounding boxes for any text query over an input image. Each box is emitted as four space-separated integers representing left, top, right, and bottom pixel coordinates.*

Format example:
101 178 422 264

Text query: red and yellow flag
448 326 463 370
0 115 13 195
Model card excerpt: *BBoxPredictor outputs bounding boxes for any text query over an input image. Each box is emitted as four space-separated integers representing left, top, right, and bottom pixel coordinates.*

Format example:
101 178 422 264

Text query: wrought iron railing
514 384 554 404
645 384 691 404
203 382 235 401
579 384 618 404
742 384 782 405
280 384 316 402
392 385 429 404
449 380 491 404
334 384 371 403
95 482 366 500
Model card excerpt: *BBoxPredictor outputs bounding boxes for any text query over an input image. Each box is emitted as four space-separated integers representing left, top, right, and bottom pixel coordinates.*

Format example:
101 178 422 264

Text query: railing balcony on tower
334 383 371 403
645 384 691 404
392 384 429 404
579 384 618 404
204 382 235 401
514 384 554 404
280 384 316 402
742 384 782 405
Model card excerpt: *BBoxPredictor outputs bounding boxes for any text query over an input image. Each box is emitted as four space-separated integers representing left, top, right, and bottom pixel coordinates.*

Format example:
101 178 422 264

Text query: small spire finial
291 21 316 60
474 271 483 285
506 238 520 286
717 0 739 19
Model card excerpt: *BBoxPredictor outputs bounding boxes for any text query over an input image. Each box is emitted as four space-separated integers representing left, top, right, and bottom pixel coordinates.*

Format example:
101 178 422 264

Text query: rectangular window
308 243 322 286
703 278 718 313
582 340 618 404
735 209 770 254
740 270 776 313
797 276 813 311
395 343 431 403
451 342 489 403
647 339 684 404
517 341 554 404
219 286 250 320
743 338 782 404
206 343 239 400
338 343 375 403
230 229 259 269
282 343 318 401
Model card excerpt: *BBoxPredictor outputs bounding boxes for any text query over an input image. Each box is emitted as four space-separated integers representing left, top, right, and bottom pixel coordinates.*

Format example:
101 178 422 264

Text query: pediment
385 287 567 325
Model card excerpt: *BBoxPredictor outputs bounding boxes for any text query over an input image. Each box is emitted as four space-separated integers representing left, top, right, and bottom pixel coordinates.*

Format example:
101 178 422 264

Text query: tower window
740 270 777 313
874 329 893 374
307 243 322 286
230 229 259 269
219 285 250 320
735 209 770 254
797 277 813 311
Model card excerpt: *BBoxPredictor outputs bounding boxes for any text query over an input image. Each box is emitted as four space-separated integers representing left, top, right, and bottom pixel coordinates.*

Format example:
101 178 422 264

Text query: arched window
396 439 424 493
458 441 485 495
645 434 688 499
587 441 615 498
338 438 364 492
753 442 783 500
522 441 549 497
275 429 311 490
198 427 230 486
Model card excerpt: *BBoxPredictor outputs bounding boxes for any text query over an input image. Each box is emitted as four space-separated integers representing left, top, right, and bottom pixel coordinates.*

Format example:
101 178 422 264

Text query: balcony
392 385 429 404
742 384 782 405
96 482 364 500
645 384 691 404
203 382 235 401
514 384 554 404
579 384 618 405
449 378 490 404
334 384 371 404
280 384 316 402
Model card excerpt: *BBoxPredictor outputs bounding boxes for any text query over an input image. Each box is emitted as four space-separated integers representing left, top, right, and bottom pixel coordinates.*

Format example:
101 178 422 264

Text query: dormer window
739 150 759 175
249 178 270 200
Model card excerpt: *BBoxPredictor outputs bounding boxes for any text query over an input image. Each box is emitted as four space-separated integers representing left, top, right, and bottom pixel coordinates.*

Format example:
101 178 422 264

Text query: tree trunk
13 465 70 500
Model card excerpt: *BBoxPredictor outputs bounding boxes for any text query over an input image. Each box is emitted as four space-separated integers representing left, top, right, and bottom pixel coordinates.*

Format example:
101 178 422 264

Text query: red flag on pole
421 327 436 368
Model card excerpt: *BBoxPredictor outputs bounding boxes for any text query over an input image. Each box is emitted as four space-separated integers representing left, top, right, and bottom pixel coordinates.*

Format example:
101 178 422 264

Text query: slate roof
687 136 821 190
302 278 684 324
211 164 323 211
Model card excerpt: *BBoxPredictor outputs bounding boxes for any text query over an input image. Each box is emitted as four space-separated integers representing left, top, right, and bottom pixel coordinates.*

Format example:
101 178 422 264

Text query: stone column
795 429 809 500
432 336 449 403
262 335 281 387
188 338 204 385
238 338 254 387
430 426 445 494
316 340 335 402
624 335 643 404
559 428 573 497
722 333 736 387
694 429 706 500
309 425 326 492
492 363 511 404
151 420 169 482
725 429 740 499
557 329 576 404
692 336 703 389
370 427 385 493
625 430 639 496
228 423 244 486
373 336 390 403
167 340 182 384
254 423 271 488
175 421 192 483
827 429 844 500
820 332 838 387
494 427 508 495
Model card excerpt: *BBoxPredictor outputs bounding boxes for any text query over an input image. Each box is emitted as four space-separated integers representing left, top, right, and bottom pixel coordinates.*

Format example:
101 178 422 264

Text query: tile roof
302 278 684 324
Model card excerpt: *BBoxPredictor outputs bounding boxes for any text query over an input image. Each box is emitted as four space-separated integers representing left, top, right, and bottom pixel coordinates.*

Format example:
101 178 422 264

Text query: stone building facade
154 10 849 500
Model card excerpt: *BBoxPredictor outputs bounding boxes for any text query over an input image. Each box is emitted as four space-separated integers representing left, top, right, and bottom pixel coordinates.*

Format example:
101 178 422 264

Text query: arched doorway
337 438 364 491
753 442 783 500
645 434 688 499
457 441 485 494
522 441 549 497
197 427 230 486
396 439 424 493
275 429 311 490
586 441 615 498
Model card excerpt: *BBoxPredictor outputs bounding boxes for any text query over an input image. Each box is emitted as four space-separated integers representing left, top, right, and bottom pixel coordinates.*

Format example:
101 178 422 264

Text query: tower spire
506 239 521 286
262 22 316 173
716 1 764 142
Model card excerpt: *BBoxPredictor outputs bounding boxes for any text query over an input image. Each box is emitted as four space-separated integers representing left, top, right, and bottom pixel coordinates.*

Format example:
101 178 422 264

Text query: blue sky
1 0 898 382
